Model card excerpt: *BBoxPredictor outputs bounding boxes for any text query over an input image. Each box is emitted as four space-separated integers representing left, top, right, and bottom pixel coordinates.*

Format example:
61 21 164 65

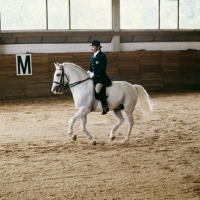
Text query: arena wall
0 50 200 100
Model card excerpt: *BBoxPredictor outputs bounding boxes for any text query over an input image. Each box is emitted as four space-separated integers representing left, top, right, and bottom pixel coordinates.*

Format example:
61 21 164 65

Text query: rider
87 40 109 115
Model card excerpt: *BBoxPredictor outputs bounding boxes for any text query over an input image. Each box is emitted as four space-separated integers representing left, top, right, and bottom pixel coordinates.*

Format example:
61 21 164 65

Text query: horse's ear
54 63 57 68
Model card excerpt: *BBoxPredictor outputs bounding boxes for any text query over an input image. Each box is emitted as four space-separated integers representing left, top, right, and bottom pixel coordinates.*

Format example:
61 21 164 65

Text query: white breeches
95 83 103 93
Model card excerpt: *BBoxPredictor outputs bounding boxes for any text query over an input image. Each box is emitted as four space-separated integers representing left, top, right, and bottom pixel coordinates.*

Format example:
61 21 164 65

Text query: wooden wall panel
0 55 26 99
181 51 200 90
0 51 200 100
139 51 163 91
161 51 181 74
25 54 52 98
118 52 141 84
72 52 91 71
0 81 26 99
25 79 52 97
106 52 119 80
48 53 73 63
161 51 182 90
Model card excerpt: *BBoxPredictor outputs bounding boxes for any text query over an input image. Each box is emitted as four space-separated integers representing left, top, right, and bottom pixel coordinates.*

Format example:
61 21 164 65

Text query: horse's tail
133 84 153 114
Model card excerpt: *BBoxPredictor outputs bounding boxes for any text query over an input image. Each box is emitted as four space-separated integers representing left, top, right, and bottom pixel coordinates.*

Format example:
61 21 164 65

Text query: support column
111 0 120 52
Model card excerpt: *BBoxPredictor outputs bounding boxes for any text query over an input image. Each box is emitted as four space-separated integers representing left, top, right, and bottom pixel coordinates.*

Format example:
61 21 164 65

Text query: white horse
51 62 153 145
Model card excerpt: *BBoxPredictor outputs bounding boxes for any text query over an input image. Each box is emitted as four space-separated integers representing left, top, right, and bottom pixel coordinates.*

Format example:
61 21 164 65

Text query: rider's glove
87 70 91 75
89 72 94 78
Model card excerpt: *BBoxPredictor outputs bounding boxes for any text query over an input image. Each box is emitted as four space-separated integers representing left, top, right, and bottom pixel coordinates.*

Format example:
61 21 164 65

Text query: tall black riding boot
97 90 109 115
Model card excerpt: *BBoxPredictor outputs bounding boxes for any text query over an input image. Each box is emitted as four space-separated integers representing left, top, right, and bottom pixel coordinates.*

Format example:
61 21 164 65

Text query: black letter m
16 54 32 75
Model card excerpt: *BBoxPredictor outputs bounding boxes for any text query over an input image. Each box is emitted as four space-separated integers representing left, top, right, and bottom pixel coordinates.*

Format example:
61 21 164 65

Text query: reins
63 78 91 90
54 65 91 90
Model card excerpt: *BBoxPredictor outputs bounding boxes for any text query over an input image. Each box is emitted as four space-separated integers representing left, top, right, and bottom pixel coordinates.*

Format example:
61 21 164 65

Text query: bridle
53 65 91 90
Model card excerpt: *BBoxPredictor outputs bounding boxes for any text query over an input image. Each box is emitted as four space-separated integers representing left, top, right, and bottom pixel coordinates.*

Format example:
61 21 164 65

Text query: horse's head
51 63 68 94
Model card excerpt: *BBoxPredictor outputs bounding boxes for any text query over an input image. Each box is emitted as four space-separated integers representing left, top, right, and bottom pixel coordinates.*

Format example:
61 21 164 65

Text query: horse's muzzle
52 86 63 94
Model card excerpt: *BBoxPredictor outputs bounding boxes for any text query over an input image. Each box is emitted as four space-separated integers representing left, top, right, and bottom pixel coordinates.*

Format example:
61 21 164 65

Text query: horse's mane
63 62 87 75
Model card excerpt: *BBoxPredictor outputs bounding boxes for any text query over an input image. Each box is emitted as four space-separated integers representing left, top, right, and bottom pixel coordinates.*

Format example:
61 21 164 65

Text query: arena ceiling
0 30 200 44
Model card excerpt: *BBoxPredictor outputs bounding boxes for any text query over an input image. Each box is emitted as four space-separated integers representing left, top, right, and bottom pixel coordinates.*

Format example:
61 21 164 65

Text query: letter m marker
16 54 32 75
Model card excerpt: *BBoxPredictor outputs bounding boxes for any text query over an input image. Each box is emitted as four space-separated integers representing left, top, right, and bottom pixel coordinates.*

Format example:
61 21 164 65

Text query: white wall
121 42 200 51
0 43 111 54
0 42 200 54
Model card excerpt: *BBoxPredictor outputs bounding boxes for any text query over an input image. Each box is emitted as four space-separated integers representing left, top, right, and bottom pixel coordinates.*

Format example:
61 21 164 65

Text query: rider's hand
89 72 94 78
87 70 91 75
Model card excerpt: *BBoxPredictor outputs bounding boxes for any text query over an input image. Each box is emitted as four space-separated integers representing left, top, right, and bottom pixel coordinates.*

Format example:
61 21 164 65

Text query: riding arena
0 51 199 199
0 1 200 198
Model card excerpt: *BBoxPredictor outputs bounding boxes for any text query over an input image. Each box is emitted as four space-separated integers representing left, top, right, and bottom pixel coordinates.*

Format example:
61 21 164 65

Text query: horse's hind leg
80 115 96 145
110 110 125 141
122 111 134 144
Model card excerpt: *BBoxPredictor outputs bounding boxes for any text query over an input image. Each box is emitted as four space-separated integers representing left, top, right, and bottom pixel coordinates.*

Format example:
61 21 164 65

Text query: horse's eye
56 74 61 77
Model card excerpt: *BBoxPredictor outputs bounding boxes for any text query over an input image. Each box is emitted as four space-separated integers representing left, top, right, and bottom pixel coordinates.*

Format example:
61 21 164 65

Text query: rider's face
91 45 100 53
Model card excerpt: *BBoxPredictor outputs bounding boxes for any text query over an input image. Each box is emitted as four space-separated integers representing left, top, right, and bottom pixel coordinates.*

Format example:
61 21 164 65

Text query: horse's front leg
68 109 87 141
80 115 96 145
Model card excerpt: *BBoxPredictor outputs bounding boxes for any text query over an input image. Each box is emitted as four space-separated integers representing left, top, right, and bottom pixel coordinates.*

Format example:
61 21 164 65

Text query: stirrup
102 107 109 115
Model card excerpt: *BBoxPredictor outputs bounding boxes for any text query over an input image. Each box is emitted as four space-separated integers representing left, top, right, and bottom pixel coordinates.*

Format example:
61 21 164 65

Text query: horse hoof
110 136 115 141
91 140 96 146
72 135 77 141
121 139 128 144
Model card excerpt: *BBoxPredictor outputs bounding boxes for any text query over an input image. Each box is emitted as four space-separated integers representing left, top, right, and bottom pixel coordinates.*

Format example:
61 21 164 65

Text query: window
48 0 69 29
0 0 46 30
179 0 200 29
120 0 200 29
160 0 178 29
0 0 200 30
0 0 112 30
120 0 158 29
70 0 112 29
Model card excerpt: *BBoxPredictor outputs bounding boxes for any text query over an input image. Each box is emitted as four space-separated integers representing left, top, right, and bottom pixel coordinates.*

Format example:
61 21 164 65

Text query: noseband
54 65 91 90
